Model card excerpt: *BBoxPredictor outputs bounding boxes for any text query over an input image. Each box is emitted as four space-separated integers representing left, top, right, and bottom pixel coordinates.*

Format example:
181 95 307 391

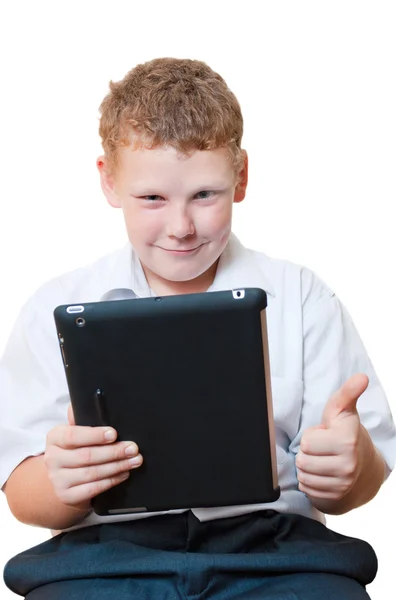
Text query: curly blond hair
99 57 244 175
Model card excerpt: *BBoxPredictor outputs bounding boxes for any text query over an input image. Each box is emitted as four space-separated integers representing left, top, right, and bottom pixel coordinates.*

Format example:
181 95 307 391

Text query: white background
0 1 395 598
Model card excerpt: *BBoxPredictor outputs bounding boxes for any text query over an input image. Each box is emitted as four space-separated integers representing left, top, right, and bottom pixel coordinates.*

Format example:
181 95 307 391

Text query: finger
297 471 341 492
301 419 360 456
300 428 341 456
295 453 354 477
57 471 131 506
322 373 368 427
298 481 347 500
47 424 118 449
61 454 143 487
57 441 140 468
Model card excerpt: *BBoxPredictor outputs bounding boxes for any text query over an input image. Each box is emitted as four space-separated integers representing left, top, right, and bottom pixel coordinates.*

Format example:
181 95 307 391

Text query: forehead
115 145 235 184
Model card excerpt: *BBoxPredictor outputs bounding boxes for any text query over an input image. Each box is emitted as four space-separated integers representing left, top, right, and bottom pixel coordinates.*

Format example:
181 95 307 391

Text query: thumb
67 404 75 426
322 373 369 428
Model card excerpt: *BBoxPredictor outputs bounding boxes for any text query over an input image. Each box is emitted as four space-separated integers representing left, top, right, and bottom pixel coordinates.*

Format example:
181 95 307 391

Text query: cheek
122 206 161 240
197 202 233 234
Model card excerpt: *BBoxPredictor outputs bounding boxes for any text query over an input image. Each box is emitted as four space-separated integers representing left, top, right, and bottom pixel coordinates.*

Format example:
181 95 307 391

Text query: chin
159 268 208 283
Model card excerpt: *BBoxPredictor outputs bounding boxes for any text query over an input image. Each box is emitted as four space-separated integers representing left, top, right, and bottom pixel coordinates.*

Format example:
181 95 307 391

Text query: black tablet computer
54 288 280 515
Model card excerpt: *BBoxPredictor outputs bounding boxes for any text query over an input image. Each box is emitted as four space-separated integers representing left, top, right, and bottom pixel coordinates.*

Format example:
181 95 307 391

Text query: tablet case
54 288 280 515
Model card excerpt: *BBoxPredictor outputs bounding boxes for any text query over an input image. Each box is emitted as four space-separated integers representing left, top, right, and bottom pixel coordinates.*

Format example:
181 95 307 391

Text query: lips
165 247 199 252
157 244 204 253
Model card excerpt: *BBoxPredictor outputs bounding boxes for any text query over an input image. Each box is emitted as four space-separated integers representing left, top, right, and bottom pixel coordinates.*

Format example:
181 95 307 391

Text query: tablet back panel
54 288 280 515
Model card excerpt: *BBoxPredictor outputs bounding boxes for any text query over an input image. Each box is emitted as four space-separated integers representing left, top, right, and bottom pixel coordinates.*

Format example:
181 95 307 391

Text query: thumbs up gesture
296 373 369 502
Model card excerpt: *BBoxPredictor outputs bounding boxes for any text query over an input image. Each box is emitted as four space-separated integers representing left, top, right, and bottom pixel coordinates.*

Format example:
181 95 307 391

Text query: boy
1 58 395 599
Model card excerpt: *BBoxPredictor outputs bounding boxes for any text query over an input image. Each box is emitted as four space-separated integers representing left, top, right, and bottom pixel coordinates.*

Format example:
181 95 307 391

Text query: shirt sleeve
0 290 70 489
289 273 396 477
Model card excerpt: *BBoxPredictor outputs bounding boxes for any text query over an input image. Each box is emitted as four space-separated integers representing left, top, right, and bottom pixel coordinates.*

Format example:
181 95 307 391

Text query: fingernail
104 429 116 441
125 444 138 456
128 455 142 467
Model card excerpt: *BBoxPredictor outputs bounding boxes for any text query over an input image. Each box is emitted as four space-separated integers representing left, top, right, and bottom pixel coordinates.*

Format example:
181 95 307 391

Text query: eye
143 195 164 202
195 190 214 200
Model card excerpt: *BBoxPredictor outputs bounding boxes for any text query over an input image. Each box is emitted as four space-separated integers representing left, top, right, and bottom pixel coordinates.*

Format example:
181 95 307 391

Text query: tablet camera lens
232 290 245 300
76 317 86 327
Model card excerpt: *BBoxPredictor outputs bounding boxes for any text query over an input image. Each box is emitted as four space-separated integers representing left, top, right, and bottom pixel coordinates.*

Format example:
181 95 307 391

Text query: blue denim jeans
4 510 377 599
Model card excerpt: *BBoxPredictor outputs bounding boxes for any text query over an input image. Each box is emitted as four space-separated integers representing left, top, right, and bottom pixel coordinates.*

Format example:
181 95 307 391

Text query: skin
4 144 386 528
297 373 386 514
99 145 248 296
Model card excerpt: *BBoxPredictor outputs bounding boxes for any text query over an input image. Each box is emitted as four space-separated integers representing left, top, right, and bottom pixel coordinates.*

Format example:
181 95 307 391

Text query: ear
97 156 122 208
233 150 248 204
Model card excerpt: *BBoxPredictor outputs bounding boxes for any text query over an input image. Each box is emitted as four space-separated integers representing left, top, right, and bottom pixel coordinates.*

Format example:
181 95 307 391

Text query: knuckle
114 444 127 461
299 482 313 496
44 446 61 470
342 462 356 477
343 438 357 453
88 465 100 483
299 437 310 454
108 458 130 477
120 458 133 472
297 471 307 485
64 425 76 447
109 476 120 489
79 446 94 465
46 425 63 445
51 478 69 502
85 481 101 498
92 478 112 497
114 460 125 474
298 481 308 495
78 465 95 484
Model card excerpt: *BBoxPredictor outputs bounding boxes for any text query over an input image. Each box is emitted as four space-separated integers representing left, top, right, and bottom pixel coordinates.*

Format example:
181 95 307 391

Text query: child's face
98 145 247 293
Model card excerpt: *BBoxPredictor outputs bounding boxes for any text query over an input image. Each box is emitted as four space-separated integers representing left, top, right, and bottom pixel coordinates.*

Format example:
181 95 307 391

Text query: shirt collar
209 233 276 297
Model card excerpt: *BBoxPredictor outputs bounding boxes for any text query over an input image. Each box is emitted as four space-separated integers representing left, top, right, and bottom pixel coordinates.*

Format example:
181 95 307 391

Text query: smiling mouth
158 244 204 253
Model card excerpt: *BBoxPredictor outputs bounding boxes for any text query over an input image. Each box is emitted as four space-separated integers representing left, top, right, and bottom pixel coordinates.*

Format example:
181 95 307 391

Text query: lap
25 573 371 600
235 573 371 599
5 511 376 600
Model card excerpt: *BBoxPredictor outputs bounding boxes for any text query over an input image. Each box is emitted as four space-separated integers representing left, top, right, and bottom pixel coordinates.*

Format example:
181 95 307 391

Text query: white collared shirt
1 234 395 529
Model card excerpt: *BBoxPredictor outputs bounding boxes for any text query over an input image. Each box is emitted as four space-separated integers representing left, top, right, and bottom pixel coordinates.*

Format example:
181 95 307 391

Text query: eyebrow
129 183 232 196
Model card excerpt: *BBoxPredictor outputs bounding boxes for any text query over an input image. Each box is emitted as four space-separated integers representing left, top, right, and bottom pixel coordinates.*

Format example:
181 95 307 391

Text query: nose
166 204 195 239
